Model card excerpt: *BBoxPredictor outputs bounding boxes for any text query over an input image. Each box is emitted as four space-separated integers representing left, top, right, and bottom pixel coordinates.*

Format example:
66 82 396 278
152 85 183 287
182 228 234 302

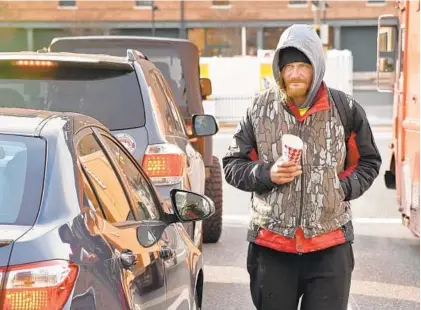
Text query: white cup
281 134 304 165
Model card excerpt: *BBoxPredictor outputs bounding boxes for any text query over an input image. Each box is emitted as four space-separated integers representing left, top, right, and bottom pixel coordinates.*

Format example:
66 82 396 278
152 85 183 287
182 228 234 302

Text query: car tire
203 156 223 243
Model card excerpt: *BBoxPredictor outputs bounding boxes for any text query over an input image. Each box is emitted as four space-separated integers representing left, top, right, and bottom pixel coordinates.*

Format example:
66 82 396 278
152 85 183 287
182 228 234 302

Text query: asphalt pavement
201 119 420 310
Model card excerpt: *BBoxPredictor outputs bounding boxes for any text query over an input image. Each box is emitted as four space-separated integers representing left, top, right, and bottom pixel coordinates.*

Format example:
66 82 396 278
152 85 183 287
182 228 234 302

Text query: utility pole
151 1 159 37
180 0 186 39
311 0 322 36
311 1 328 38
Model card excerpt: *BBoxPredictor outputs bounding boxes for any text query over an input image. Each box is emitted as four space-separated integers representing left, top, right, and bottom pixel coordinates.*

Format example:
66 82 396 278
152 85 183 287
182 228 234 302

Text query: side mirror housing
200 78 212 98
192 114 219 137
378 57 395 73
376 14 398 92
170 189 215 222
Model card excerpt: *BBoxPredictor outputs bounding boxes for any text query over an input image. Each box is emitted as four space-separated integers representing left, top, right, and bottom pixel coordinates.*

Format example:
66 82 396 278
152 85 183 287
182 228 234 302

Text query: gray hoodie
272 24 326 110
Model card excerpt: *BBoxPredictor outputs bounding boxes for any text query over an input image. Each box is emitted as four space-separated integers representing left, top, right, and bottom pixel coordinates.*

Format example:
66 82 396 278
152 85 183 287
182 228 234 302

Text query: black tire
203 156 223 243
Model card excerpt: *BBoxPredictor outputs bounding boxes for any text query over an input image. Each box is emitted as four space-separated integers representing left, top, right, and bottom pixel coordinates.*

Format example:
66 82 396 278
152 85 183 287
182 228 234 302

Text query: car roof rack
37 47 49 53
126 49 148 61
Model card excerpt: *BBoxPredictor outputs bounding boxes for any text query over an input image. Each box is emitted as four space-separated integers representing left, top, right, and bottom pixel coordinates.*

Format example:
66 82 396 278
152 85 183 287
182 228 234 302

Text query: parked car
0 108 214 309
0 51 218 250
48 36 224 243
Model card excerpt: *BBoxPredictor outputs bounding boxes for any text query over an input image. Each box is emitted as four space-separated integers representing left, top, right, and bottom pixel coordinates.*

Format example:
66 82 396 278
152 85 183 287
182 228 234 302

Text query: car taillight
0 260 78 310
142 144 186 186
13 60 56 67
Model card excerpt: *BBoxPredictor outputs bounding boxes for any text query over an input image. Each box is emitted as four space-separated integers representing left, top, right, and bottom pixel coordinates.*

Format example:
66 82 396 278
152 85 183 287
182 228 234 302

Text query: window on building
135 0 152 7
367 0 386 4
289 0 307 6
59 0 76 7
188 27 242 57
246 28 258 56
212 0 231 6
263 27 285 50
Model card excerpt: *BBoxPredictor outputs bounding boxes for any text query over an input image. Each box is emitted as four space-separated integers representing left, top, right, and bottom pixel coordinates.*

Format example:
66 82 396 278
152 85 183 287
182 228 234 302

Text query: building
0 0 397 99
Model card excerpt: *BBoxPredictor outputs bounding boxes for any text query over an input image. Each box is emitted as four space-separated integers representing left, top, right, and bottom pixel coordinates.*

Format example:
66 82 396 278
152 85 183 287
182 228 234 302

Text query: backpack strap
329 88 354 142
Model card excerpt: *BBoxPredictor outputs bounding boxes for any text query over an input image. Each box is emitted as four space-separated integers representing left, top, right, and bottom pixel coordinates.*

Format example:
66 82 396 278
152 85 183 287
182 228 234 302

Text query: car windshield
0 63 145 131
56 44 187 108
0 135 46 225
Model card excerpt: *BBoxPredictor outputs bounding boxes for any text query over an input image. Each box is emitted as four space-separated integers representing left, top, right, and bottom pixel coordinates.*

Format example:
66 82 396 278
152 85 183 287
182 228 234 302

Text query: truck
376 0 420 237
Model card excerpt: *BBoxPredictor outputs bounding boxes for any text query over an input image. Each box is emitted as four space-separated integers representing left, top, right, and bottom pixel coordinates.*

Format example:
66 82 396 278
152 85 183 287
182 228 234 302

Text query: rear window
0 135 46 225
51 42 187 109
0 63 145 131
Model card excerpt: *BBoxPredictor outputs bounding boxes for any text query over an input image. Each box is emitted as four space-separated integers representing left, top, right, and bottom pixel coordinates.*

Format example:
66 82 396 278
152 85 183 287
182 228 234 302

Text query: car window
153 71 187 137
0 135 45 225
81 168 105 217
50 42 188 110
144 67 179 136
98 132 160 221
77 133 135 223
0 63 145 131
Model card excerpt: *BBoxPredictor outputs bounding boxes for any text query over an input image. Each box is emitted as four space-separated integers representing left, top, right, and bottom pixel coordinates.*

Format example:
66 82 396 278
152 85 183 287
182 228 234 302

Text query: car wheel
203 156 223 243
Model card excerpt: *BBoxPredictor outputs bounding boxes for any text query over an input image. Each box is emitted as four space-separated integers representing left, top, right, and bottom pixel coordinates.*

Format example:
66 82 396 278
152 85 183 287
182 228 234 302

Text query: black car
0 108 214 309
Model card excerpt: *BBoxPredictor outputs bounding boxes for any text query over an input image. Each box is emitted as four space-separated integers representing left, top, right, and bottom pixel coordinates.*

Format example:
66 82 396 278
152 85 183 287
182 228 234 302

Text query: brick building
0 0 397 73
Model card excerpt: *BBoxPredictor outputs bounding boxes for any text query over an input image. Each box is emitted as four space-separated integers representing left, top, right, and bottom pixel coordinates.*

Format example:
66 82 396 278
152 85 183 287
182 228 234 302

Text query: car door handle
120 249 137 270
159 246 174 260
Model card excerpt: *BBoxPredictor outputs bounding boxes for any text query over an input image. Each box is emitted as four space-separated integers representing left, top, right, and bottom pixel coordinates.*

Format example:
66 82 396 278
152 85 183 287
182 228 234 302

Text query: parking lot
202 124 420 310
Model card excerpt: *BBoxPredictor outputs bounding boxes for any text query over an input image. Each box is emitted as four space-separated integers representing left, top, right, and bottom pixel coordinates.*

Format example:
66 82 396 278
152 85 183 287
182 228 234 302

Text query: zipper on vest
297 121 305 229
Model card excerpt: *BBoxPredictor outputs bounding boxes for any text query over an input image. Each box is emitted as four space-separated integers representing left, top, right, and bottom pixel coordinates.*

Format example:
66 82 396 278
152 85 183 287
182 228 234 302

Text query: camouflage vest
249 87 352 238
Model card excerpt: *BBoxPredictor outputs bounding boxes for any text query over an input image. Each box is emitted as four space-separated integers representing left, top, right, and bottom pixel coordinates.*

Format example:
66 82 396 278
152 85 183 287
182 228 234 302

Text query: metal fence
204 94 256 123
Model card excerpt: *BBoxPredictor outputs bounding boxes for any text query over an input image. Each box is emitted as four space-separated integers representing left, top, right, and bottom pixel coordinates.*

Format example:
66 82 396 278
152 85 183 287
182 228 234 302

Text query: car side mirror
376 15 398 92
192 114 219 137
200 78 212 97
170 189 215 222
378 57 395 73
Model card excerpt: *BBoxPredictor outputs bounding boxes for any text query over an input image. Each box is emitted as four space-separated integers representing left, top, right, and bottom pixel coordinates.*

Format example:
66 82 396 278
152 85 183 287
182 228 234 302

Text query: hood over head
272 24 326 109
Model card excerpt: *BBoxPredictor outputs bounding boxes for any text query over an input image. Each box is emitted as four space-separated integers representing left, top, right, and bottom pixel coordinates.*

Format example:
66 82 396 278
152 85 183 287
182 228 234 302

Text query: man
223 24 381 310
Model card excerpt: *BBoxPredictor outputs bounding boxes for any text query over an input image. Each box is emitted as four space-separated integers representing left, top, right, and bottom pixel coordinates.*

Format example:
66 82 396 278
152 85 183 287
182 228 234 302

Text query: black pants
247 242 354 310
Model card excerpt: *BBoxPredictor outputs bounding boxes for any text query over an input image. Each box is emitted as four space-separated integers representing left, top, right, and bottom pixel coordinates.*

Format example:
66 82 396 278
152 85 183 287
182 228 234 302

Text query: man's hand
270 160 302 185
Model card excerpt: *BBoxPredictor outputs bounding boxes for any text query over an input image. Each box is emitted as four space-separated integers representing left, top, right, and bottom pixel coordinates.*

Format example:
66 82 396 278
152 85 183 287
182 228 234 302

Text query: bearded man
223 24 381 310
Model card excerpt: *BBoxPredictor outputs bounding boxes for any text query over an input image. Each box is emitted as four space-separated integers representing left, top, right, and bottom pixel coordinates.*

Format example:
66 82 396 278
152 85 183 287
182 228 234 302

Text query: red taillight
13 60 56 67
142 144 186 186
0 260 78 310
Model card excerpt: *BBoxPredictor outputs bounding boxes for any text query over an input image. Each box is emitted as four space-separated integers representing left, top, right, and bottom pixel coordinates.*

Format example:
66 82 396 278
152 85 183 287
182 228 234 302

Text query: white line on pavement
215 133 393 140
204 265 420 303
222 214 402 224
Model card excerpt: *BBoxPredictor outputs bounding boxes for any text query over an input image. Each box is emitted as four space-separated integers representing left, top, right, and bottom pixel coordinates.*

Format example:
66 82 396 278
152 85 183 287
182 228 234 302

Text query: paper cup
281 134 303 165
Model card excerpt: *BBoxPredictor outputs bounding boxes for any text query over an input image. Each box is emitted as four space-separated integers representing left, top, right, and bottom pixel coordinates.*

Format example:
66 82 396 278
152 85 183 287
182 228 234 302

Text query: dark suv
0 51 218 250
48 36 224 243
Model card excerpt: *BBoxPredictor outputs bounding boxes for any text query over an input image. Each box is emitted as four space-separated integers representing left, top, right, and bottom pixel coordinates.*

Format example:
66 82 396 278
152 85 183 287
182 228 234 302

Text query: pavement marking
353 217 402 224
215 132 393 140
222 214 402 224
204 265 420 303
